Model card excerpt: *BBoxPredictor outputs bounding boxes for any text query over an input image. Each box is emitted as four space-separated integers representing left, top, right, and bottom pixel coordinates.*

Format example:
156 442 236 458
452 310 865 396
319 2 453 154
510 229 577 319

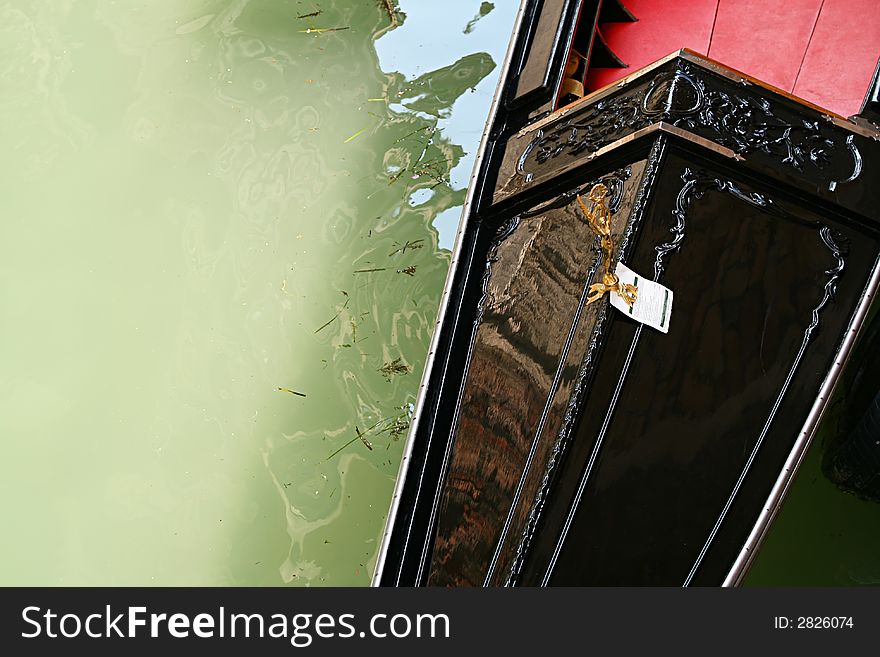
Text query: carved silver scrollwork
515 60 863 193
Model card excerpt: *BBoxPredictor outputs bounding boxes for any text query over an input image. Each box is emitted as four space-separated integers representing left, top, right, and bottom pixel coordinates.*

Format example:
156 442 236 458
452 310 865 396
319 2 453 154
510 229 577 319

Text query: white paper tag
608 261 673 333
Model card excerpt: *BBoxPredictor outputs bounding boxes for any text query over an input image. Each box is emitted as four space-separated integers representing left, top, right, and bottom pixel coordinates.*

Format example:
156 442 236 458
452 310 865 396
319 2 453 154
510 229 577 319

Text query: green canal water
744 302 880 587
2 0 878 588
0 0 516 586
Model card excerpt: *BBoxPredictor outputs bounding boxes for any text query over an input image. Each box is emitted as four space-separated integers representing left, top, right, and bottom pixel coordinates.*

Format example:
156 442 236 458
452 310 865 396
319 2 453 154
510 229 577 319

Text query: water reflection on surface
0 0 517 585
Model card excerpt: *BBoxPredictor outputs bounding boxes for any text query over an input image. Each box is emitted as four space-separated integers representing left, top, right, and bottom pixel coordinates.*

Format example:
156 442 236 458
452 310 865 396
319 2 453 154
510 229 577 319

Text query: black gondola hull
374 6 880 587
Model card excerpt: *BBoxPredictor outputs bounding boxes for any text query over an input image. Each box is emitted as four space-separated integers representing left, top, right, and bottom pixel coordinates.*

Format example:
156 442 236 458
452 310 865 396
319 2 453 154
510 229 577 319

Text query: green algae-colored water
0 0 517 585
3 0 878 589
744 428 880 586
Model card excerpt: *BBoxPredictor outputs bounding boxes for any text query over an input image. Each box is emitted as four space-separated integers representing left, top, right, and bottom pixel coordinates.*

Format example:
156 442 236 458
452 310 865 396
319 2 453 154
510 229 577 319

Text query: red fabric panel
586 0 719 91
793 0 880 117
582 0 877 116
707 0 824 92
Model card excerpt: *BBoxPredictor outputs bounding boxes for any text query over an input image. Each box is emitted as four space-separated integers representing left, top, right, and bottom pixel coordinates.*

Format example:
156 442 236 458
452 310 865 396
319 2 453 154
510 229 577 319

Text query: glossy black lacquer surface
508 0 573 111
518 151 879 585
376 4 880 587
427 163 647 587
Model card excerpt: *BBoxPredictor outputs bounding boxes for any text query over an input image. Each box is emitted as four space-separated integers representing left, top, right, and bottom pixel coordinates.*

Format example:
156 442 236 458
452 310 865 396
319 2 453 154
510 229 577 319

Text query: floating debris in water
276 387 307 398
298 26 351 34
389 239 424 256
314 294 350 333
413 159 450 188
375 404 414 439
356 426 373 451
384 170 405 187
325 435 359 461
393 126 433 144
397 265 417 276
297 10 322 19
314 315 338 333
323 405 412 461
353 267 387 274
379 357 410 381
342 127 368 143
324 424 374 461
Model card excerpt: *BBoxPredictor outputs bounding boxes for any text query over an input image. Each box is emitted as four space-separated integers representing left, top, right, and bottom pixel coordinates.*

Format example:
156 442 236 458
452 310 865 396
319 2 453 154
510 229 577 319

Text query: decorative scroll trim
515 60 863 192
516 94 650 183
829 134 863 191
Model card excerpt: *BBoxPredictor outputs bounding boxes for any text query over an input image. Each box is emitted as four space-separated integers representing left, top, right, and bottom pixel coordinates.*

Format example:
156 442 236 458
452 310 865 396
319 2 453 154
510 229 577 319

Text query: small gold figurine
577 183 637 308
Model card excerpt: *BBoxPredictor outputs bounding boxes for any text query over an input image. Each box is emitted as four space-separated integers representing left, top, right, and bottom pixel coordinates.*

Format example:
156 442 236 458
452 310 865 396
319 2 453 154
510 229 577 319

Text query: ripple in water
0 0 517 585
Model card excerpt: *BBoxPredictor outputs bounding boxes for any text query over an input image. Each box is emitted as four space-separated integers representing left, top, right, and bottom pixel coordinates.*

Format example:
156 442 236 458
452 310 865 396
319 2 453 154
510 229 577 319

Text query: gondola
374 0 880 586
